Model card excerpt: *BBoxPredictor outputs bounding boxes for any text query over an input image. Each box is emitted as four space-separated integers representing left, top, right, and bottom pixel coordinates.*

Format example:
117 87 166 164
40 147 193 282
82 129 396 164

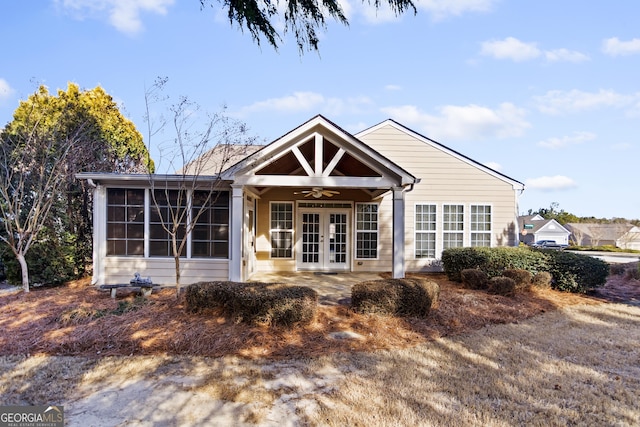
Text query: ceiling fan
295 187 340 198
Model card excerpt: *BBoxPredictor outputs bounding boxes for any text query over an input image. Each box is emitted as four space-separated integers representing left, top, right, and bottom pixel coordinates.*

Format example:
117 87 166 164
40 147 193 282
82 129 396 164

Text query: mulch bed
0 273 636 360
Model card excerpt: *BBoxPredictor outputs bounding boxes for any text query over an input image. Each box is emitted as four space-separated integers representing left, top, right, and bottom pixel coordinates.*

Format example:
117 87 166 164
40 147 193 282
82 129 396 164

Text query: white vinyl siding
355 203 378 259
270 202 294 258
470 205 492 247
415 204 436 258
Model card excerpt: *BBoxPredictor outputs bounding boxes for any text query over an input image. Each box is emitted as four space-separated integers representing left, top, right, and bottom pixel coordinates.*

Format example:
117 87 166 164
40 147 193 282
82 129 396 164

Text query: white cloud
611 142 633 151
346 0 497 24
236 92 373 117
525 175 577 191
544 48 590 63
417 0 498 21
484 161 502 171
602 37 640 56
481 37 541 61
381 102 530 141
480 37 589 63
0 78 15 104
537 131 596 149
385 84 402 91
533 89 636 115
57 0 174 35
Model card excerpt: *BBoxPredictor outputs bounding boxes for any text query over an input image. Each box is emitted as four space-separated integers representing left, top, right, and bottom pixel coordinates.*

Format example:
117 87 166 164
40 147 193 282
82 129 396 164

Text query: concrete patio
248 271 385 306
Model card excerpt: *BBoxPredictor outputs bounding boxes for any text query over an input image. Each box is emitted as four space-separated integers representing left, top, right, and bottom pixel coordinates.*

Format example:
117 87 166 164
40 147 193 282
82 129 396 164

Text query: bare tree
569 225 584 246
0 108 84 291
588 224 605 247
144 80 257 296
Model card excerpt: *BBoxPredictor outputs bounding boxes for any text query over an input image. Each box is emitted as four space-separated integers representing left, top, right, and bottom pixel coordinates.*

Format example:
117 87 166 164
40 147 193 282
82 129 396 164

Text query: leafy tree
1 83 151 289
200 0 416 52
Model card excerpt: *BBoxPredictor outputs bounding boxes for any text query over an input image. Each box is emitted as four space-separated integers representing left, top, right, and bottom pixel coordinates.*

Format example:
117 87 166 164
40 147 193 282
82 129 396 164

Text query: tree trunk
174 255 181 297
17 253 30 292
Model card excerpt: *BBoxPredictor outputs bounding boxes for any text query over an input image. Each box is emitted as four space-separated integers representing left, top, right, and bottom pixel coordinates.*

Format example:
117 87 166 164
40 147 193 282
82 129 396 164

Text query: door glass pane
329 213 347 264
302 213 320 263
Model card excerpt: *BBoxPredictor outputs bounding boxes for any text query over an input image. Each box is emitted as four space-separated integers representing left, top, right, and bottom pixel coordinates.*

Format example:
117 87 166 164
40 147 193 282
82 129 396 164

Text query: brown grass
1 273 638 425
0 273 605 361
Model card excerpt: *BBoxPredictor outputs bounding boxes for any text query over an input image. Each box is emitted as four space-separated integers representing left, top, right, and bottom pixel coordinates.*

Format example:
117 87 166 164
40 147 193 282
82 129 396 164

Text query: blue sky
1 0 638 219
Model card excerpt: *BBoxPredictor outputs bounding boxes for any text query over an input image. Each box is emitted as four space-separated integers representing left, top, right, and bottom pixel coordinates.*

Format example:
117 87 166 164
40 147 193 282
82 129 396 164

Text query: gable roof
356 119 525 191
221 115 418 189
566 223 636 241
178 144 264 175
518 216 570 234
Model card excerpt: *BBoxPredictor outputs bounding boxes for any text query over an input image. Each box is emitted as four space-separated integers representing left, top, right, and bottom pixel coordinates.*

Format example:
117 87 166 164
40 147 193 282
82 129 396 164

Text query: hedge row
443 247 609 293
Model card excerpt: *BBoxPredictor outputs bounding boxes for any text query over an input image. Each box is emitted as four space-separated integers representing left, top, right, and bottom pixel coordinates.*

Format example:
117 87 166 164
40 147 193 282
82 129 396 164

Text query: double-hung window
355 203 378 259
415 204 436 258
106 189 145 256
270 202 293 258
470 205 491 247
443 204 464 249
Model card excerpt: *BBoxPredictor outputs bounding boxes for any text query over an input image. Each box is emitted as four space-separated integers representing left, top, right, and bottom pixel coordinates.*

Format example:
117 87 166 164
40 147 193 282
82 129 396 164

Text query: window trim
470 204 492 247
442 203 465 250
354 202 379 260
415 203 437 259
269 201 295 259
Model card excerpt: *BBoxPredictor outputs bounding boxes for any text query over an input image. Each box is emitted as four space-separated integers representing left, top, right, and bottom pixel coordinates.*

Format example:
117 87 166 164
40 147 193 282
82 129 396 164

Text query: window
107 189 145 256
415 204 436 258
192 191 230 258
270 202 293 258
356 203 378 259
443 204 464 249
471 205 491 247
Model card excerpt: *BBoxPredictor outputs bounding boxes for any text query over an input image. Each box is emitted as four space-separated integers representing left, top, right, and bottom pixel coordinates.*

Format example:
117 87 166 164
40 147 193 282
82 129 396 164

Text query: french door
297 209 350 271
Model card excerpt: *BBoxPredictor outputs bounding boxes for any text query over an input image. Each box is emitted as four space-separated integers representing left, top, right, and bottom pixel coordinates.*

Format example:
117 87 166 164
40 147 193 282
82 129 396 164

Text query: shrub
544 251 609 293
502 269 533 291
351 278 440 317
609 263 627 276
460 269 489 290
532 271 552 289
185 281 318 326
487 277 516 296
624 265 640 281
442 247 548 282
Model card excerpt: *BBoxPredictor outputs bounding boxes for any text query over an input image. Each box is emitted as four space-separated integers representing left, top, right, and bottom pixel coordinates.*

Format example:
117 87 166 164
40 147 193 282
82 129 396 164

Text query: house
518 214 571 246
566 223 640 250
77 115 525 286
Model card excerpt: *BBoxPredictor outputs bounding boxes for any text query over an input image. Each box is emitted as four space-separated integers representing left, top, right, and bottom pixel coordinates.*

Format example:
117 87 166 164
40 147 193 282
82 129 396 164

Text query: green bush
351 278 440 317
185 281 318 326
460 269 489 290
543 251 609 293
532 271 552 289
488 277 516 296
442 247 548 282
502 269 533 291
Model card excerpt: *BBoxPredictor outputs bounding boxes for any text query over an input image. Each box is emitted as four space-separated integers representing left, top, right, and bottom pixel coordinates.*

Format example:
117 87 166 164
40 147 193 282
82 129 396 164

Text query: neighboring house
566 223 640 250
518 215 570 246
78 115 525 286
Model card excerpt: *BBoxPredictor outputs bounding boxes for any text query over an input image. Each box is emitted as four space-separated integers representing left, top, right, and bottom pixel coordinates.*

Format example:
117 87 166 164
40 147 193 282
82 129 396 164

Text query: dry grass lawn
1 269 639 425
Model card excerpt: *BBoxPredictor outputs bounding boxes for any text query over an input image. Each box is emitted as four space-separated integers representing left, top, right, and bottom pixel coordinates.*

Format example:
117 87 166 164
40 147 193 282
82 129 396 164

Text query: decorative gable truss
223 116 416 194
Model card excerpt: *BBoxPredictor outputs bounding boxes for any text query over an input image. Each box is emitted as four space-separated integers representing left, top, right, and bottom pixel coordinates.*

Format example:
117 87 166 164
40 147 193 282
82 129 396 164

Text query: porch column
229 184 243 282
392 187 406 279
93 183 107 286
